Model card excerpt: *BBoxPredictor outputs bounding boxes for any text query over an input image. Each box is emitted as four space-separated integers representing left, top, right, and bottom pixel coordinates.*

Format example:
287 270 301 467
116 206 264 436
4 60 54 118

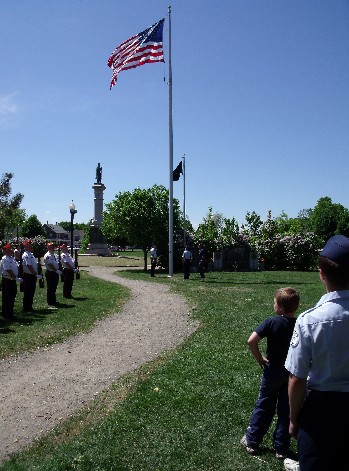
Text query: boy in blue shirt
241 287 300 459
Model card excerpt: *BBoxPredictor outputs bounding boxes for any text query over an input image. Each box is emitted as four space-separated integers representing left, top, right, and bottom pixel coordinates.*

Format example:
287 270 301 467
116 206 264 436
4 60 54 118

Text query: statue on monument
96 163 102 184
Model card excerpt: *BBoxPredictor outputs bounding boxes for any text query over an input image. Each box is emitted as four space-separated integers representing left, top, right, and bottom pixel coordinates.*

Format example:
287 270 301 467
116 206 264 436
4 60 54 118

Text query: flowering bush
255 233 320 270
10 235 47 259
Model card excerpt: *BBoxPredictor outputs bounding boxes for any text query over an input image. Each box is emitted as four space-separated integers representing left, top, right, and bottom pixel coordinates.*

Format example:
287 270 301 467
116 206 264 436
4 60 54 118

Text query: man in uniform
44 242 61 308
149 243 157 277
198 244 206 278
285 235 349 471
182 246 193 279
1 243 19 319
60 244 75 298
22 239 40 312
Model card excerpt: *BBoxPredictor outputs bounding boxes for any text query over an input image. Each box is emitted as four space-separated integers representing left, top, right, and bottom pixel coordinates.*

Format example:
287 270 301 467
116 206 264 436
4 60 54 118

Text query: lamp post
69 201 77 257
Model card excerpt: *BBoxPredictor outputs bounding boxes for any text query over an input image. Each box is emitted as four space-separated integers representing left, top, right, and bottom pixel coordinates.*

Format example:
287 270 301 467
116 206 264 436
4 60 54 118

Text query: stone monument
85 163 111 255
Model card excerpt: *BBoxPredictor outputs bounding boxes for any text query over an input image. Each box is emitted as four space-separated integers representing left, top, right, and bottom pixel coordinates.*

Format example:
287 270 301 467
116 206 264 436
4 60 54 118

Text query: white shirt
1 254 18 279
150 247 157 259
22 251 38 275
61 252 75 269
44 251 59 271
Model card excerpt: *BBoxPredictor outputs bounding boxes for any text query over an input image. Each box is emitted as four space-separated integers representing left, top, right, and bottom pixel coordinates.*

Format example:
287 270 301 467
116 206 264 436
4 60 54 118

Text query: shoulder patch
290 330 299 348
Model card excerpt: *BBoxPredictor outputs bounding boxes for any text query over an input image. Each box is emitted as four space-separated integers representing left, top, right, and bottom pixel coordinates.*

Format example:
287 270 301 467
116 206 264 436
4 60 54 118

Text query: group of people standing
149 243 207 279
240 234 349 471
1 240 78 320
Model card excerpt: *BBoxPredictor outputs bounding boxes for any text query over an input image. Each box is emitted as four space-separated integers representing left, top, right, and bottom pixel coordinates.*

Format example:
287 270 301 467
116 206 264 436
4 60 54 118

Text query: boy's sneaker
275 451 288 460
284 458 300 471
240 435 258 455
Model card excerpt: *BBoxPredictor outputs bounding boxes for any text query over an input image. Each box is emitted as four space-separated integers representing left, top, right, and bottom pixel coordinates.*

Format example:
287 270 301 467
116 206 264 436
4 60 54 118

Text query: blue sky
1 0 349 229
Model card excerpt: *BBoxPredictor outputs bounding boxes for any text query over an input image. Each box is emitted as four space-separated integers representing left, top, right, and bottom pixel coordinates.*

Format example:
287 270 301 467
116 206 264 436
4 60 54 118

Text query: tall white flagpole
183 154 186 247
168 5 174 277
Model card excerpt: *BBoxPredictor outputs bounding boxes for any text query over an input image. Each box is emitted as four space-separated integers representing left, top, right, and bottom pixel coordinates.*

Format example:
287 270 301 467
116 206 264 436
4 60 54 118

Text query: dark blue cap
320 235 349 265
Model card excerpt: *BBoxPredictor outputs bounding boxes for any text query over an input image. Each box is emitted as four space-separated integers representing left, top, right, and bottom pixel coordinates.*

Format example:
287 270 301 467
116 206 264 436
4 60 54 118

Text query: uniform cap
23 239 32 246
3 243 12 250
60 244 68 248
320 235 349 266
47 242 56 247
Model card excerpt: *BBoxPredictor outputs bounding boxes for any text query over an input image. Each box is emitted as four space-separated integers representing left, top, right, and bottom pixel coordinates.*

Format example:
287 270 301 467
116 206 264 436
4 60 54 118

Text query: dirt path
0 267 199 463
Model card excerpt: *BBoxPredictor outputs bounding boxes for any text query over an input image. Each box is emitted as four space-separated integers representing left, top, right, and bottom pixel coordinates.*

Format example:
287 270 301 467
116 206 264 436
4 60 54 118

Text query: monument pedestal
85 226 111 256
85 178 111 256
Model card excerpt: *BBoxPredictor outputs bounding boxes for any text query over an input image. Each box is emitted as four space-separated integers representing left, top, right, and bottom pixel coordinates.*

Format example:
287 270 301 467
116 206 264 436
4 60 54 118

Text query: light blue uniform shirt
285 290 349 392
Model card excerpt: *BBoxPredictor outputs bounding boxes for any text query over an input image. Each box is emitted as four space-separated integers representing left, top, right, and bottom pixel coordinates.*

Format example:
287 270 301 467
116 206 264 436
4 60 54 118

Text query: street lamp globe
69 201 76 213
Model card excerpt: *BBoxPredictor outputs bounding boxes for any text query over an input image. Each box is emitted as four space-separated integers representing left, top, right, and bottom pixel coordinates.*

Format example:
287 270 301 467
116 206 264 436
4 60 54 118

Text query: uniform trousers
150 258 157 277
63 268 74 298
297 389 349 471
22 273 37 312
45 271 59 305
199 260 205 278
183 260 191 279
2 278 17 318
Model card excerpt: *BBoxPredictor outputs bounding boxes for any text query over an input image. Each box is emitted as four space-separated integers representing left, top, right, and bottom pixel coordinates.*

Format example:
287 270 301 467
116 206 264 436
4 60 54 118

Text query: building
43 223 84 247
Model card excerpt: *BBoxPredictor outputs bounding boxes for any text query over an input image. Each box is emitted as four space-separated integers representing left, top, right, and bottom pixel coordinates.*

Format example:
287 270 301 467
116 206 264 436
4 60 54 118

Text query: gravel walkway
0 267 199 463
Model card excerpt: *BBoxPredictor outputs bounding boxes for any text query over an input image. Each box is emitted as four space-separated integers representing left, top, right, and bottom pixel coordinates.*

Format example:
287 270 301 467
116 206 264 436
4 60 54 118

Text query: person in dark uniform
149 243 157 277
44 242 61 308
60 244 75 298
182 246 192 279
22 239 39 312
198 244 206 278
1 243 19 319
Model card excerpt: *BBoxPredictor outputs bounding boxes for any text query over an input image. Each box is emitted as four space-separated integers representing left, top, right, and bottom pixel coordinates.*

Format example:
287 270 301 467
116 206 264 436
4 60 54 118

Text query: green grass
0 272 130 359
1 270 323 470
79 251 145 268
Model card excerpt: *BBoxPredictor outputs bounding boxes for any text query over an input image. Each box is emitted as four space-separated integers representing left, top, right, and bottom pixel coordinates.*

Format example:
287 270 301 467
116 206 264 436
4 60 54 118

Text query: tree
21 214 46 239
57 221 89 231
0 172 24 240
102 185 182 271
309 197 349 243
241 211 263 238
194 207 221 253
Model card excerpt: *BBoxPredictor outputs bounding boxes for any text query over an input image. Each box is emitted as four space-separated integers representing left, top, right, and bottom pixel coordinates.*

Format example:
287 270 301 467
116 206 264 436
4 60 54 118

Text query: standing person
182 246 192 279
44 242 61 309
13 245 21 262
198 244 206 278
1 243 19 319
241 287 300 460
284 235 349 471
149 243 157 277
22 239 39 312
60 244 75 298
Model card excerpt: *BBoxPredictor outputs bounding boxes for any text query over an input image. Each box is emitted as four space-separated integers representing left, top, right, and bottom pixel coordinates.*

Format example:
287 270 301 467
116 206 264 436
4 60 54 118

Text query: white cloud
0 92 19 126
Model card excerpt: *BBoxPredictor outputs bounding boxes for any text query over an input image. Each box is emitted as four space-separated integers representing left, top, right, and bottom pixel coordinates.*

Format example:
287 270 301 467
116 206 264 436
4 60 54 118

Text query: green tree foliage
309 197 349 243
245 210 320 270
21 214 47 239
194 208 241 261
57 221 89 231
194 207 221 253
102 185 181 271
0 172 24 240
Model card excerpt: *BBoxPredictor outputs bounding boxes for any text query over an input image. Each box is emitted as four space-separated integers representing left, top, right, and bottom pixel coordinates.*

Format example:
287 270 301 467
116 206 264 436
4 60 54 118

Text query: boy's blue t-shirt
255 315 296 367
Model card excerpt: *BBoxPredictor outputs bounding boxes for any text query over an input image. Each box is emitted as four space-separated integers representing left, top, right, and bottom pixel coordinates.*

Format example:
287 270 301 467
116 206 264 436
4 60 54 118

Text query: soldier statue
96 163 102 184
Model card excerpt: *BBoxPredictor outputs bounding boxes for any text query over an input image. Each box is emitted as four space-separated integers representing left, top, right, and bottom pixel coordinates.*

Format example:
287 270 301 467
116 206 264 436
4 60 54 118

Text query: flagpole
168 5 174 277
183 154 186 247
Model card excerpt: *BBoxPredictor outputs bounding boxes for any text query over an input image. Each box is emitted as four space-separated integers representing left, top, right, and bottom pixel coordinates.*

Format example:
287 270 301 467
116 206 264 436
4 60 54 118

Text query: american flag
107 18 165 89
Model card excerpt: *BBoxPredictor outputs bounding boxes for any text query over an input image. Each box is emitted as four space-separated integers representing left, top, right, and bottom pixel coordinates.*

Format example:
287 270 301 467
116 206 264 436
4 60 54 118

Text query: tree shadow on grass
201 277 317 286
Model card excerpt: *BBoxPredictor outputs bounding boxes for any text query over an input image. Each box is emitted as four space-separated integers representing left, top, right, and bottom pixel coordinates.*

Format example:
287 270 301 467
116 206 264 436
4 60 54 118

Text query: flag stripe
107 19 165 89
